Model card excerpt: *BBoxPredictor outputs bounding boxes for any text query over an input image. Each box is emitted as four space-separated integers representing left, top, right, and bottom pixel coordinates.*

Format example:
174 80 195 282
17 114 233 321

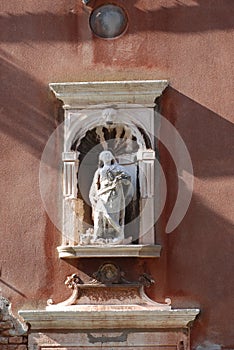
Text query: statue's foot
123 236 132 245
91 238 106 245
107 236 132 245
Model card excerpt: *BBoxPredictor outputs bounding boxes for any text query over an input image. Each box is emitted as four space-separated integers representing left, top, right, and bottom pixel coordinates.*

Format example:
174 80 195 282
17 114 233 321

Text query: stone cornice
19 307 199 330
49 80 169 109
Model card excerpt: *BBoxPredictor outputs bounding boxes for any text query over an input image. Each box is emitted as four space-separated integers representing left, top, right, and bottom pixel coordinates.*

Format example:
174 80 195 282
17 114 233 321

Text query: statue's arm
118 166 131 184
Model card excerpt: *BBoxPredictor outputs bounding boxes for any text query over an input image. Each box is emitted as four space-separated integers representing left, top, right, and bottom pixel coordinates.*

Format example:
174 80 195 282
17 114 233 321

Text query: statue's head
98 151 116 167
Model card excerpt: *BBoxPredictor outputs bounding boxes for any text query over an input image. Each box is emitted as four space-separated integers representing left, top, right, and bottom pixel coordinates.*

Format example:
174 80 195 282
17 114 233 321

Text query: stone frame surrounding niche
18 81 200 349
49 80 169 258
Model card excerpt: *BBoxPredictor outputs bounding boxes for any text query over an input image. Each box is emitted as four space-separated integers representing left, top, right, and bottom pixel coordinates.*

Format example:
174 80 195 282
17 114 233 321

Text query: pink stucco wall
1 1 234 348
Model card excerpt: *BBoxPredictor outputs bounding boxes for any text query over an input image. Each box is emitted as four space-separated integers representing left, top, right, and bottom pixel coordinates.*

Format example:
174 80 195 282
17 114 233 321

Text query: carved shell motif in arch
71 109 151 162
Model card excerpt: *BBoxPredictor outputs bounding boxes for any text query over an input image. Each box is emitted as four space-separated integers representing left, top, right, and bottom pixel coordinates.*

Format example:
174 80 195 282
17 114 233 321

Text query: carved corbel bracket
47 263 171 310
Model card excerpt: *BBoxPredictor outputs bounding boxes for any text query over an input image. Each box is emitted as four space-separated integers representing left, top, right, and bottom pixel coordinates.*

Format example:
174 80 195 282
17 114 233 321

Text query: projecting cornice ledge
49 80 169 109
19 308 199 330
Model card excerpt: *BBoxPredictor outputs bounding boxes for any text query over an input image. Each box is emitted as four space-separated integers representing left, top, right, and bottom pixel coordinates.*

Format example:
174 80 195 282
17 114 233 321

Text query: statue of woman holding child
89 150 132 244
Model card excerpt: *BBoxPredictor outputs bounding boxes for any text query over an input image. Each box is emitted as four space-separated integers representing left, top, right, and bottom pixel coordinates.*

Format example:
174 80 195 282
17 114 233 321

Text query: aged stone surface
0 321 14 329
0 336 8 344
28 329 191 349
0 297 28 349
5 346 27 350
20 291 199 349
20 263 199 335
21 307 199 330
9 336 24 344
17 346 27 350
45 263 170 309
57 244 161 258
49 81 164 250
49 80 169 109
88 150 132 245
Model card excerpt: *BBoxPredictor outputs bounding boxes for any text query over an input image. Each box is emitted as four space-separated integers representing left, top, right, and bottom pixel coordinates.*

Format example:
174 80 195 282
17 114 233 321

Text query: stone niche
19 81 199 349
50 80 169 259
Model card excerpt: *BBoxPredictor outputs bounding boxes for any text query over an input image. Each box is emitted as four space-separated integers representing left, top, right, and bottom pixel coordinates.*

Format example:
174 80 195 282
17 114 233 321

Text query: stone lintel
19 308 199 330
57 244 162 258
49 80 169 109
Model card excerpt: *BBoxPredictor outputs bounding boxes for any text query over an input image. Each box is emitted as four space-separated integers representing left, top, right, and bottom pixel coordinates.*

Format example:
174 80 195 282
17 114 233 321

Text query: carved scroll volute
62 151 79 199
46 264 172 310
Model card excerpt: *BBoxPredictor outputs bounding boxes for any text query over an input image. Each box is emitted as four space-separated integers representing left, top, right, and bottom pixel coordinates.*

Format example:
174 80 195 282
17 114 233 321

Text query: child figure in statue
89 150 131 244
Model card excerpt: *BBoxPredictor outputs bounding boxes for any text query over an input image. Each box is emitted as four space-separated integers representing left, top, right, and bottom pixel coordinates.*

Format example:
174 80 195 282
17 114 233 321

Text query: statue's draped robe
89 164 130 242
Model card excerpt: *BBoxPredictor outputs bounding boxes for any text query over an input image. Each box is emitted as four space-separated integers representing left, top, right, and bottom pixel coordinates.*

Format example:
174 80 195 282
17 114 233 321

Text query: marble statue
89 150 132 244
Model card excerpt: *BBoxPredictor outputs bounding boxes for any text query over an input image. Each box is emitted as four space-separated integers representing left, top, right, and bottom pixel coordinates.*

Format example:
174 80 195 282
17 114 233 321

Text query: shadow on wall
158 87 234 347
0 49 67 310
1 46 234 346
0 49 57 160
159 87 234 179
0 0 234 43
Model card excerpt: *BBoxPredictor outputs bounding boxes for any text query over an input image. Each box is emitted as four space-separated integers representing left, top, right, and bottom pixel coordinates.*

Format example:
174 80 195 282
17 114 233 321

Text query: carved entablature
49 80 169 258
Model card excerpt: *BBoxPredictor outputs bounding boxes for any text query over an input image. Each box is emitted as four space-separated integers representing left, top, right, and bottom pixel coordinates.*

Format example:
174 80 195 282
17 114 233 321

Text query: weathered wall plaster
1 0 234 348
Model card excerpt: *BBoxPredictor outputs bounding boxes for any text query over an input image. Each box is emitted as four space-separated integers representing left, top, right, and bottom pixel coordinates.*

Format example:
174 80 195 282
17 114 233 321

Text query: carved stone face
98 151 116 167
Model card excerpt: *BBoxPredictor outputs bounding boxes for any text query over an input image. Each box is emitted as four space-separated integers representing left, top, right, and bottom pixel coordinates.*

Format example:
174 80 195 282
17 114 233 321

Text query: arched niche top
65 108 152 153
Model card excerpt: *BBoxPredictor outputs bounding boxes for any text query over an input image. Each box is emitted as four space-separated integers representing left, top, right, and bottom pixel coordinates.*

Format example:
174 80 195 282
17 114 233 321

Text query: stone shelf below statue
57 244 162 258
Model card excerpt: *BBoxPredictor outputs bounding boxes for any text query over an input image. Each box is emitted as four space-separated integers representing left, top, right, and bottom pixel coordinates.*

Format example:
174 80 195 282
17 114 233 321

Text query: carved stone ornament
46 80 171 258
88 150 132 245
20 264 199 330
92 263 124 284
47 263 171 309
